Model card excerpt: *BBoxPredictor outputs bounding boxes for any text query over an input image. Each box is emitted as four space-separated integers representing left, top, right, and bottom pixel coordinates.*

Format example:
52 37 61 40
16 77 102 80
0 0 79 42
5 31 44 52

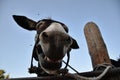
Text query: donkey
13 15 79 76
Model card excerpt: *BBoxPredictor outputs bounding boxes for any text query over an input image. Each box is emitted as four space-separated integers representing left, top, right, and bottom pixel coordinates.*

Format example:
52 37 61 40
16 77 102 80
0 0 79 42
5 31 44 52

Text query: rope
64 52 70 69
73 66 111 80
94 63 115 71
66 63 112 80
62 60 79 74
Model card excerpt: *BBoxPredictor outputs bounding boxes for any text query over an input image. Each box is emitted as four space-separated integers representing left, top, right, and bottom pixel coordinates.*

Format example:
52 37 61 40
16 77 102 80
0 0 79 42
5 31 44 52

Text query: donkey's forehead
43 22 67 33
36 19 68 33
38 19 64 25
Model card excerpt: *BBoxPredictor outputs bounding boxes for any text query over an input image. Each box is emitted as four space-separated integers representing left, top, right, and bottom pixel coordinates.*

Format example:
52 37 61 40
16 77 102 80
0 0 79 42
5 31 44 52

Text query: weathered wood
78 67 120 77
84 22 111 68
4 76 75 80
4 67 120 80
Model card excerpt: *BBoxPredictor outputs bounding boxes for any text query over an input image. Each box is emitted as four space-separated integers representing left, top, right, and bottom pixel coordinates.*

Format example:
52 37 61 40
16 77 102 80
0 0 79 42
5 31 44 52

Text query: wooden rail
4 75 75 80
4 67 120 80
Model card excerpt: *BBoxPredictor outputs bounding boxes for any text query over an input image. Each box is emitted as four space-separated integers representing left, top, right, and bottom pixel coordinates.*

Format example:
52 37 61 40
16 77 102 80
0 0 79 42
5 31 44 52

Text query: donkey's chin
39 55 62 74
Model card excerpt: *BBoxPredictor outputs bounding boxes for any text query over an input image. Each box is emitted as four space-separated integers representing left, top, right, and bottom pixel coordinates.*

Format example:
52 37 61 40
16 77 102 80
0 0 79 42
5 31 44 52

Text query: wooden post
84 22 111 68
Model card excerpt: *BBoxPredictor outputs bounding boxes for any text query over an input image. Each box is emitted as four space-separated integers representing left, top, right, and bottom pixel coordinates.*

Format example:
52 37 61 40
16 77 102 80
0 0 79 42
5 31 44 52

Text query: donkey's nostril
42 32 48 38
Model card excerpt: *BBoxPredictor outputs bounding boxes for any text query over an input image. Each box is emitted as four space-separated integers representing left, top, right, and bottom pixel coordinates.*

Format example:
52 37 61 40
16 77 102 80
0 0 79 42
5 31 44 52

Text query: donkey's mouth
38 54 62 72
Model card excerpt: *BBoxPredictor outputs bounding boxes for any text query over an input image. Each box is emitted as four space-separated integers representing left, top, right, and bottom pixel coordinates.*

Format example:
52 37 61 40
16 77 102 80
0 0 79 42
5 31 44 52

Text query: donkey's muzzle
38 53 62 74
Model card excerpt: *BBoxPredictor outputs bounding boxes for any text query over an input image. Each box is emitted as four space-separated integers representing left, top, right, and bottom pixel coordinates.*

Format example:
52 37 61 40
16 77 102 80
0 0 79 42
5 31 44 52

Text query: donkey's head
13 15 79 74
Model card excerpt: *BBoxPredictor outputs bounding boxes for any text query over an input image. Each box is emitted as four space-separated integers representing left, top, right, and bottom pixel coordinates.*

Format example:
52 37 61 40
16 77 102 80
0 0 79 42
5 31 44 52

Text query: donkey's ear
70 38 79 49
13 15 37 31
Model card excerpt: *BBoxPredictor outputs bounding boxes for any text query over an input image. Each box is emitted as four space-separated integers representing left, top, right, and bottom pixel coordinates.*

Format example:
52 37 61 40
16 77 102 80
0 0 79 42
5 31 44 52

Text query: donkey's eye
39 21 45 25
36 21 45 29
66 37 71 42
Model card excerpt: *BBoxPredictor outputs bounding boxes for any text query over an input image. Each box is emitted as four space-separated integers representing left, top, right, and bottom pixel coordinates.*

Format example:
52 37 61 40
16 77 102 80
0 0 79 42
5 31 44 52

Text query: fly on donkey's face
13 15 79 74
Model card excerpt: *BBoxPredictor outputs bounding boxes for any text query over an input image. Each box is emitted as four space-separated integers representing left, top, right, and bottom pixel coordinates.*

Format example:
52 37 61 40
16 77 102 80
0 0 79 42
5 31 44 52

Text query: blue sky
0 0 120 78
